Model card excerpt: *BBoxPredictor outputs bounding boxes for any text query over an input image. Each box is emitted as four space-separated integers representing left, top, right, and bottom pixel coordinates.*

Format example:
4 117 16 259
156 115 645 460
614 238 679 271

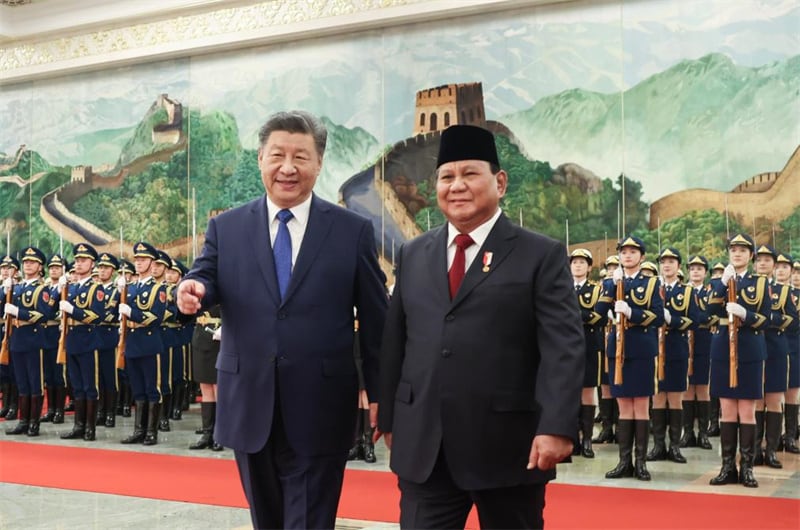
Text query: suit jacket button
445 314 455 322
277 312 287 320
441 349 451 358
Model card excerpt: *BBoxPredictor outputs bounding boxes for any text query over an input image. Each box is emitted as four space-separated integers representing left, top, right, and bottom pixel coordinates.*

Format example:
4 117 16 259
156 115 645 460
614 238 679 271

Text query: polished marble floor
0 406 797 529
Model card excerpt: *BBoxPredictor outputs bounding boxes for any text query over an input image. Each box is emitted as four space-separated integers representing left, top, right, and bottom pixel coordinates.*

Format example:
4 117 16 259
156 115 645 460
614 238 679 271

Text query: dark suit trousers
234 388 349 530
398 447 546 530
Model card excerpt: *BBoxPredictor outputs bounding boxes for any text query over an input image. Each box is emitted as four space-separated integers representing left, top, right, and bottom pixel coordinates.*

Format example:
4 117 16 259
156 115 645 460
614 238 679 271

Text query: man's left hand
527 435 573 471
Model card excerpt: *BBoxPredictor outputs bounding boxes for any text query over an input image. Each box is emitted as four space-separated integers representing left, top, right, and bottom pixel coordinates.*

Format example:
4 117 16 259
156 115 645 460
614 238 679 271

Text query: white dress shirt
266 194 312 270
446 208 502 272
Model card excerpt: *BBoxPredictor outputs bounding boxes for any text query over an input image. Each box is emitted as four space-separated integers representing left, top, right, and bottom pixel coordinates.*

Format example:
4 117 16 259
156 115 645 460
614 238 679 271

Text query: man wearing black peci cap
377 125 584 529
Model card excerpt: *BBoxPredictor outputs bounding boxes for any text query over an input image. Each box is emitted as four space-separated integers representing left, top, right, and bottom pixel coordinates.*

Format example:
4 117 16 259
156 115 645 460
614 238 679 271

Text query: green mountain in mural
502 53 800 199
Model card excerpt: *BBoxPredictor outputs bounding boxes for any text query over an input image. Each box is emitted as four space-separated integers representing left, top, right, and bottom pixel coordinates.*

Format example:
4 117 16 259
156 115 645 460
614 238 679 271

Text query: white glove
612 267 624 284
4 303 18 317
115 276 127 290
59 300 74 314
607 309 615 321
614 300 632 319
212 326 222 341
721 264 736 285
663 308 672 325
58 275 68 289
726 302 746 319
118 303 132 318
2 278 12 290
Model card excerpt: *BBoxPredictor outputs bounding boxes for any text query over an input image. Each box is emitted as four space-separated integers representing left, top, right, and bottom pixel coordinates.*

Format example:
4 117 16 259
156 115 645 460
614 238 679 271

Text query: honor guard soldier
95 252 120 428
118 242 167 446
708 233 769 488
3 247 55 436
58 243 106 442
593 255 621 445
189 305 222 451
640 260 658 277
116 258 135 418
753 245 795 468
152 250 175 432
41 254 67 424
775 253 799 453
708 260 727 434
166 258 191 419
596 236 664 481
647 248 701 464
711 262 725 280
0 255 20 420
570 248 606 458
681 255 716 449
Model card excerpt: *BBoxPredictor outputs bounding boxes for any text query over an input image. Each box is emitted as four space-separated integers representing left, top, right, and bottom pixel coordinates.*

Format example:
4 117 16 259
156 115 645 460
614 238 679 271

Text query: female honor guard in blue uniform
777 254 799 453
647 248 701 464
708 233 769 488
95 253 120 428
753 245 796 468
0 256 21 421
118 242 167 446
593 256 620 445
152 250 175 432
59 243 106 442
165 258 190 420
40 255 66 425
570 248 606 458
596 236 664 481
3 247 55 436
681 255 716 450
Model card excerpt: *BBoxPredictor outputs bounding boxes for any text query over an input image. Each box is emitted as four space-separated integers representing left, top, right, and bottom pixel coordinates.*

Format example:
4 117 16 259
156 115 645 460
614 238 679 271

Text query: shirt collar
446 208 502 249
266 194 312 229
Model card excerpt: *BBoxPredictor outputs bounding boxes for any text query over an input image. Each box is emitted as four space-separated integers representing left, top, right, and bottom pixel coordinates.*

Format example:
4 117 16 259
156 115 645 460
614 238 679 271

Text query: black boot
84 400 97 441
678 399 696 447
347 409 365 461
593 398 615 443
667 408 687 463
143 402 160 445
121 384 132 417
634 419 652 481
27 395 42 436
696 400 713 450
646 408 668 461
710 422 739 485
708 398 720 436
158 394 171 432
171 384 183 420
753 410 765 465
580 404 595 458
4 395 30 435
0 382 9 417
189 402 214 450
363 409 377 463
784 404 800 454
764 411 783 468
605 419 634 478
739 423 759 488
185 381 197 411
65 386 74 412
4 384 18 420
60 398 86 439
104 389 116 427
121 400 147 444
41 386 56 422
52 386 66 424
95 392 105 427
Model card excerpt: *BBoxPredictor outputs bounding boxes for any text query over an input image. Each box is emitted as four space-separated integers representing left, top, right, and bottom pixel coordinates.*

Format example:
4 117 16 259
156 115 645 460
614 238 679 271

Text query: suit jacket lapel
249 196 281 306
451 214 517 308
280 194 333 306
424 225 451 305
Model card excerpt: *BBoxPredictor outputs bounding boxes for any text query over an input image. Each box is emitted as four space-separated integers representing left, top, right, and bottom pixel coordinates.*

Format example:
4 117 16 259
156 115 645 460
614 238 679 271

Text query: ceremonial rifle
727 276 738 388
614 278 625 385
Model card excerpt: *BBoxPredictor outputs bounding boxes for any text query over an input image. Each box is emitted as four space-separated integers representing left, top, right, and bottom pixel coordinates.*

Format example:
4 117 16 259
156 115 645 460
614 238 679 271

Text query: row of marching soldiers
569 234 799 487
0 241 222 450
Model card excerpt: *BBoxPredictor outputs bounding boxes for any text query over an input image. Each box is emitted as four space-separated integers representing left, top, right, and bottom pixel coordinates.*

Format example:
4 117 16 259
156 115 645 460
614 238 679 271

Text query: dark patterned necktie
273 209 294 300
449 234 474 299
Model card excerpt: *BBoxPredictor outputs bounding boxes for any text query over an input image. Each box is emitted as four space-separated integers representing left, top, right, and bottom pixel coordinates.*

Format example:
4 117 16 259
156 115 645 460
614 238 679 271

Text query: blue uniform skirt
764 332 789 393
689 355 711 386
789 350 799 389
609 357 656 398
583 348 601 388
710 358 764 400
658 358 688 392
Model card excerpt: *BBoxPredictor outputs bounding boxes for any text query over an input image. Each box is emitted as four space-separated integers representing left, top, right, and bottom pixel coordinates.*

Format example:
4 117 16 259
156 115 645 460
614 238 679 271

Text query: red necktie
449 234 474 299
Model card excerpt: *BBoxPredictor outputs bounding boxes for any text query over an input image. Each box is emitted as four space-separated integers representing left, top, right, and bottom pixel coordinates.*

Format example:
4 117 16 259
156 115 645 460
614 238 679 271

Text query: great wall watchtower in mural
413 82 486 135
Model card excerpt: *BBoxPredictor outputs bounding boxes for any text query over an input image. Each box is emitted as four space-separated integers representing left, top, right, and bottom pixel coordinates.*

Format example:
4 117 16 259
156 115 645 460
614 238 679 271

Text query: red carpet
1 440 797 528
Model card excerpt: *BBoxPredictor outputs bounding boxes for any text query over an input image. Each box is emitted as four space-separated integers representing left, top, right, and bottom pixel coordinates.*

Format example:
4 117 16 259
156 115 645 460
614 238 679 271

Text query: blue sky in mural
0 0 797 202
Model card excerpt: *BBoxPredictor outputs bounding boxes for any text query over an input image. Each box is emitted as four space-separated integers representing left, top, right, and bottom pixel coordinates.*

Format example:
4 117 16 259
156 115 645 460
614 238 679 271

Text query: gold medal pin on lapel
482 251 493 273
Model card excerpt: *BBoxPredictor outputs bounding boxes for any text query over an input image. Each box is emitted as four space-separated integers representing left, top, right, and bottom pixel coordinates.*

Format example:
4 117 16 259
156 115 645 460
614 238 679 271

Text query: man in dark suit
377 125 584 530
177 110 387 530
